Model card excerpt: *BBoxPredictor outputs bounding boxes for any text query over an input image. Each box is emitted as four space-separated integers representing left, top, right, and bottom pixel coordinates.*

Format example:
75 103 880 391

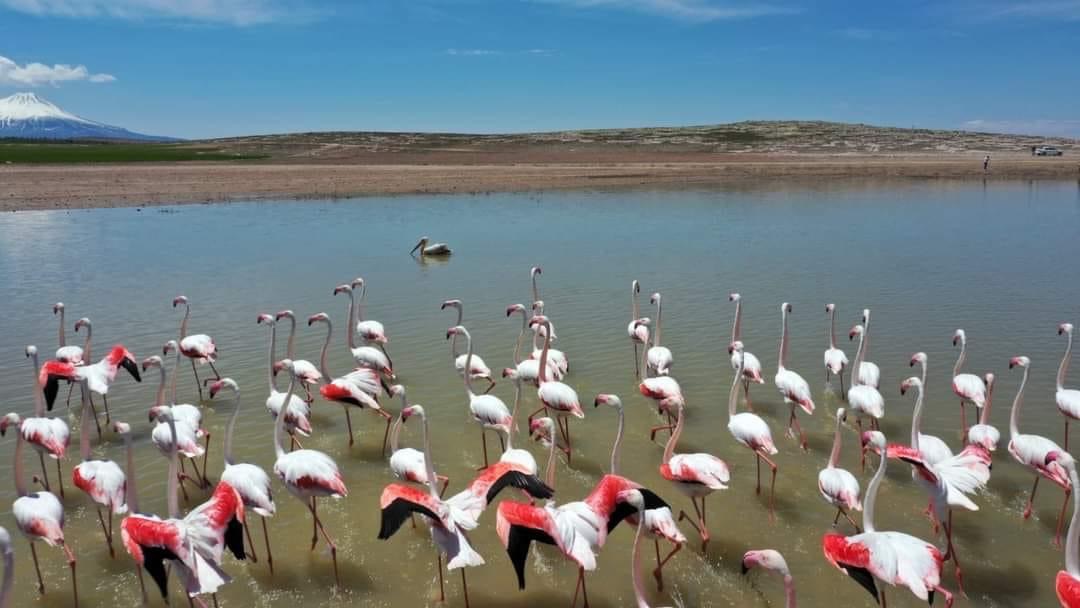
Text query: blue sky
1 0 1078 139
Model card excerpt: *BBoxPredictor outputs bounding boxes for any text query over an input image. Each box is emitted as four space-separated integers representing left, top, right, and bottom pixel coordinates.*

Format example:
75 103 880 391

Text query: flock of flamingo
2 263 1080 608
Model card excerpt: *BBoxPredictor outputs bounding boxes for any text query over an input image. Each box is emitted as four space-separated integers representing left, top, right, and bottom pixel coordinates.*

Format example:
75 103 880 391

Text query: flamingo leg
96 506 115 559
633 343 640 379
560 418 573 465
63 543 78 608
29 542 45 594
1023 476 1041 520
208 360 222 381
344 408 355 447
191 359 204 401
526 406 547 425
959 401 967 439
653 540 681 592
436 553 445 601
943 511 965 596
65 381 75 408
461 569 471 608
261 516 274 575
135 564 148 605
755 452 761 494
678 497 709 551
1067 418 1071 451
56 458 65 499
37 453 52 492
201 433 213 487
438 475 450 498
840 371 846 400
1056 488 1072 547
308 498 340 587
480 430 490 469
789 409 808 451
484 377 496 395
310 498 319 550
744 379 754 411
757 451 779 520
244 520 259 564
379 410 394 456
571 567 589 608
102 393 111 424
841 509 861 533
88 395 103 439
649 423 673 441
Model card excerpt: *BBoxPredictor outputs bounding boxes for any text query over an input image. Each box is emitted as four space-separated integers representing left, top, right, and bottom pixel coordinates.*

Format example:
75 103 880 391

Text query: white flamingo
507 304 560 384
257 314 312 447
729 345 779 519
335 284 394 379
952 329 987 438
22 346 74 497
274 310 321 402
966 373 1000 452
847 323 884 455
729 293 765 407
628 280 650 379
388 388 449 495
172 295 219 401
447 325 512 468
1056 323 1080 449
774 302 814 450
443 299 496 392
527 316 585 463
645 292 674 377
819 408 862 531
71 377 126 559
824 303 849 397
853 309 881 389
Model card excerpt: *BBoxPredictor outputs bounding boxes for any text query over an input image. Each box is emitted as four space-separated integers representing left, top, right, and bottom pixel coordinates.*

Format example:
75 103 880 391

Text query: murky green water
1 180 1079 607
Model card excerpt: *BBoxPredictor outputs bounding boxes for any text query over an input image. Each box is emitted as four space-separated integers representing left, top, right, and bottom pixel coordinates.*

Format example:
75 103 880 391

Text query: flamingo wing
667 453 731 489
1057 571 1080 607
775 369 815 414
818 468 862 511
1058 389 1080 420
822 533 880 602
378 484 442 539
952 373 986 407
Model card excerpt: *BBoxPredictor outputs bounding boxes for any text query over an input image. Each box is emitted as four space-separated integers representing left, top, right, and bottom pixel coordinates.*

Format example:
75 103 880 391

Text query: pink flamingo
272 360 347 586
61 344 141 434
847 324 884 453
71 377 126 559
335 283 394 380
447 325 512 468
952 329 987 439
628 280 650 379
729 345 779 519
389 398 450 496
1007 356 1072 546
275 310 321 402
443 299 497 392
378 402 482 608
824 303 849 398
527 316 585 463
819 408 861 531
622 489 675 608
1056 323 1080 449
444 459 554 523
507 304 560 384
172 295 219 401
145 351 209 493
209 378 276 574
742 549 798 608
498 368 538 473
309 312 390 449
966 373 1000 452
52 303 87 365
823 430 954 608
852 309 881 389
350 277 393 358
638 370 685 440
22 346 75 496
529 311 569 376
729 293 765 407
1046 450 1080 607
660 398 730 550
1 410 78 606
257 314 312 448
645 293 674 377
774 303 815 450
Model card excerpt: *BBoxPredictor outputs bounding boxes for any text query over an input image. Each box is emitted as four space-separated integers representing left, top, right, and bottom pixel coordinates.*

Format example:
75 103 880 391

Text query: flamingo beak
122 357 142 382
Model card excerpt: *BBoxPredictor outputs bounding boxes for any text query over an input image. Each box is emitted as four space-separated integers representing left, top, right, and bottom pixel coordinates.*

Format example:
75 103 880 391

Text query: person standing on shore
983 154 991 171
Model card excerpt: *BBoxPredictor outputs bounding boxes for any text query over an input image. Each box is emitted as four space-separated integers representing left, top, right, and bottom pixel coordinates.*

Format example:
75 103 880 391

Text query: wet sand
3 154 1079 211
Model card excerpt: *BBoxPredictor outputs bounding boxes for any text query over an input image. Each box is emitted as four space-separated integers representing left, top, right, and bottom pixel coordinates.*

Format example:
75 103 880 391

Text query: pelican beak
410 240 423 254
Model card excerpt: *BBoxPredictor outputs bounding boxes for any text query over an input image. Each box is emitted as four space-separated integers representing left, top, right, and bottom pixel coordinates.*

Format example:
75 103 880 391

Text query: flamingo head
909 352 927 368
401 405 424 420
633 317 651 332
1009 355 1030 369
728 340 744 355
441 299 462 312
632 280 640 294
528 315 550 329
333 284 351 296
836 407 847 423
350 276 366 292
74 317 90 333
1061 323 1074 336
594 393 622 410
849 324 864 341
256 313 274 326
860 430 886 454
0 413 21 436
531 300 545 315
741 549 791 577
141 355 162 372
172 295 188 309
24 344 36 359
502 367 519 380
410 237 429 254
272 359 294 376
208 378 235 399
445 325 464 340
529 417 555 444
163 340 178 356
984 372 995 392
614 488 645 511
113 421 131 435
275 310 295 322
825 303 835 313
861 309 870 324
953 328 966 347
52 302 64 314
147 405 168 423
505 303 526 317
650 292 661 305
900 376 921 396
307 312 329 326
388 384 405 398
109 346 141 382
729 293 740 303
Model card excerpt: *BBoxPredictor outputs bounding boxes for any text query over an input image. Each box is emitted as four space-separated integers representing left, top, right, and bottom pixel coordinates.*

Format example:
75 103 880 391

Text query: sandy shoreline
3 155 1079 211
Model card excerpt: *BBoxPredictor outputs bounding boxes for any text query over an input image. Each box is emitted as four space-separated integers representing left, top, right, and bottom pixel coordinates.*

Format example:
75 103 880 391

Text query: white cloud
962 119 1080 138
0 55 116 86
536 0 798 21
0 0 302 25
445 48 503 56
988 1 1080 20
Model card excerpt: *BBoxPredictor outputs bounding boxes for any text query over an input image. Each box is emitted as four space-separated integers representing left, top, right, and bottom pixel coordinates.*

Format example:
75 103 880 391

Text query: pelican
411 237 452 257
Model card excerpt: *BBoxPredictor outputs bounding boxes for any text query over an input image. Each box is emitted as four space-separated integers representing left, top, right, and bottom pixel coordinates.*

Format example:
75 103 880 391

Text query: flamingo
628 280 650 379
824 430 954 608
209 378 276 574
952 329 987 439
378 400 482 608
659 398 730 550
257 314 312 448
53 302 87 365
645 293 674 377
729 345 779 519
529 313 569 377
447 325 512 468
530 265 543 310
60 344 141 435
335 283 394 380
389 396 450 495
275 310 321 402
729 293 765 407
742 549 798 608
308 312 390 449
775 302 815 450
22 345 76 496
527 317 584 463
1056 323 1080 449
443 299 497 392
966 373 1000 452
71 376 126 559
847 324 884 452
1046 450 1080 607
622 489 675 608
819 408 862 531
350 277 392 348
1007 356 1072 546
119 410 246 606
507 304 560 384
411 236 452 257
143 353 209 494
1 410 78 606
594 394 685 591
638 370 685 440
272 360 347 586
0 526 13 608
824 303 849 398
172 295 220 401
498 368 538 473
853 309 881 389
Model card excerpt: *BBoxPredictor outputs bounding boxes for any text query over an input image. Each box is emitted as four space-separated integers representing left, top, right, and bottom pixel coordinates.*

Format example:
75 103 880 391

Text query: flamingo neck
0 529 13 608
507 380 522 452
778 308 790 371
224 385 240 467
729 353 744 419
284 315 297 359
169 344 182 405
631 286 639 322
318 319 333 379
1010 366 1029 440
828 308 837 349
980 380 994 425
344 290 358 351
1066 462 1080 577
57 307 66 347
631 510 650 608
153 361 167 410
1060 330 1073 392
910 384 925 450
79 380 92 461
851 331 866 387
13 423 26 498
544 429 557 489
178 304 190 340
827 414 843 468
29 350 44 417
512 310 526 365
265 322 279 394
273 373 297 461
420 410 438 499
532 274 540 307
166 415 179 519
610 407 624 475
537 322 552 385
80 321 92 361
450 307 463 359
953 336 966 378
862 439 889 533
662 403 684 465
784 575 798 608
122 428 138 514
732 299 742 342
461 328 477 399
654 298 663 346
356 286 367 322
389 415 403 454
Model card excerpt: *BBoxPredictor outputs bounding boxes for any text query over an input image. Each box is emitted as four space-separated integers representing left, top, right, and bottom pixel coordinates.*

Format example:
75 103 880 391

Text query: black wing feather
43 377 61 411
225 517 246 560
141 545 179 600
378 498 439 540
845 564 880 602
607 487 670 533
505 525 555 590
485 470 554 505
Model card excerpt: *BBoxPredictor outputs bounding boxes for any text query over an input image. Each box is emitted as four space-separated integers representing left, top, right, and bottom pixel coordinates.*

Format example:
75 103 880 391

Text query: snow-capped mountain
0 92 176 141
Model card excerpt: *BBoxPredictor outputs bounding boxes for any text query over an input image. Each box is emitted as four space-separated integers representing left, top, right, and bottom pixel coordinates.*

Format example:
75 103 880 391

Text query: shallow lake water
1 179 1080 608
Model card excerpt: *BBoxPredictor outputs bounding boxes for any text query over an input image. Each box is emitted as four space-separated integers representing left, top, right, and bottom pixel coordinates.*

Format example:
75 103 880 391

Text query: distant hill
0 92 177 142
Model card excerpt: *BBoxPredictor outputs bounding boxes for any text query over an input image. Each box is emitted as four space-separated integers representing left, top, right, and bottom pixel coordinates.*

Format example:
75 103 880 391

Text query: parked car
1035 146 1063 156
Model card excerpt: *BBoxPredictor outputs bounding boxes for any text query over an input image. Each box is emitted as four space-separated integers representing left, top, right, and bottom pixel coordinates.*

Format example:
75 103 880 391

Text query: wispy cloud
535 0 798 21
0 54 115 86
445 48 556 57
0 0 310 25
962 119 1080 138
837 27 898 41
987 1 1080 20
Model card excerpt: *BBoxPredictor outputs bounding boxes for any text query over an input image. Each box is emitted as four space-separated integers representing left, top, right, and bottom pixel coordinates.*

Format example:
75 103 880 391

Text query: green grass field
0 141 268 163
